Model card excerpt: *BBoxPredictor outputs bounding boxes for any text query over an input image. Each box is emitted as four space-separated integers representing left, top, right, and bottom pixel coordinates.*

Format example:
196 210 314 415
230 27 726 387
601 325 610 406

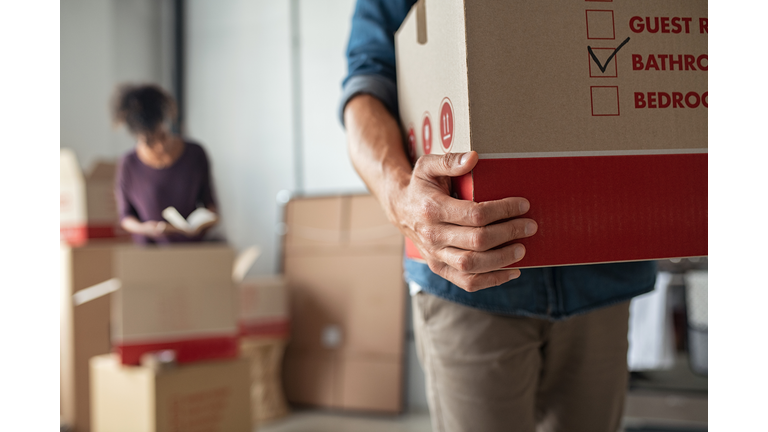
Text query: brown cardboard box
90 354 252 432
396 0 707 267
284 195 403 254
281 195 405 413
240 337 290 424
111 244 239 365
61 241 123 432
60 148 122 245
238 276 289 338
237 277 291 424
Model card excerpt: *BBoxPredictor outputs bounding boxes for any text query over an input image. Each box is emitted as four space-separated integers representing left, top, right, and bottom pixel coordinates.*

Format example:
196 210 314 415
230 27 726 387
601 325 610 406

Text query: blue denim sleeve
338 0 417 126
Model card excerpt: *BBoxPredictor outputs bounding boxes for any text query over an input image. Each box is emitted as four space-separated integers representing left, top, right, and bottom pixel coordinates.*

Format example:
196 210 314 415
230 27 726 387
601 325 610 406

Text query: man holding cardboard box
340 1 668 431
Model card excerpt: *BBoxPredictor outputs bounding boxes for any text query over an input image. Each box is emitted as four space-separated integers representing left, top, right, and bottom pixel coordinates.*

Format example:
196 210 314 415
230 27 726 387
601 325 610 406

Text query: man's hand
394 151 537 291
344 94 537 292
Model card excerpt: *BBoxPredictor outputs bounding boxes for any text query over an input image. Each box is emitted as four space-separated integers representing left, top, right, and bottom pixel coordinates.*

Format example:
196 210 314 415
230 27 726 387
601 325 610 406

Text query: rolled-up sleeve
338 0 416 126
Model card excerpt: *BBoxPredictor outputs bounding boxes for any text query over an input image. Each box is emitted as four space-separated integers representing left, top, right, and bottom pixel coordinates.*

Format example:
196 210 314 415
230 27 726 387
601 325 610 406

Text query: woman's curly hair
111 84 177 136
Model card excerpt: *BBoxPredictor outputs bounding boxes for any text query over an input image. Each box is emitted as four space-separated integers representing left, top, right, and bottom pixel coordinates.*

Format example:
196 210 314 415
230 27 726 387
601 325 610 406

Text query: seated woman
113 84 219 244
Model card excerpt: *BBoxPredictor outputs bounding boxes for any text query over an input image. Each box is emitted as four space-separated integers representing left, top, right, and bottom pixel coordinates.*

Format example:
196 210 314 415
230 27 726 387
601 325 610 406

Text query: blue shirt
339 0 656 320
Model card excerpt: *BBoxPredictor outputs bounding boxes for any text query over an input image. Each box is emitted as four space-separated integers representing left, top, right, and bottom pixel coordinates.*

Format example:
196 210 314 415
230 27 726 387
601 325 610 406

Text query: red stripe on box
404 238 423 261
474 153 707 267
451 172 474 201
60 224 117 245
238 319 290 338
406 153 707 268
115 334 239 365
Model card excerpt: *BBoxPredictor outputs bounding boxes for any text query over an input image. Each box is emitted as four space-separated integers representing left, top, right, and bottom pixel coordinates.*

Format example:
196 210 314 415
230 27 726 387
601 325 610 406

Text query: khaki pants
412 292 630 432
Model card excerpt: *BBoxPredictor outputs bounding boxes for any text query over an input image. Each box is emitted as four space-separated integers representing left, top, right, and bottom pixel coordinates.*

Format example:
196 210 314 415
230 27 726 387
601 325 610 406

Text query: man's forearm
344 94 411 224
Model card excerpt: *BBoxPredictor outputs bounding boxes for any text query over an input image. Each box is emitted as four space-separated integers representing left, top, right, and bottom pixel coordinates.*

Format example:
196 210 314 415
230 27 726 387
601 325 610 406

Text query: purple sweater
115 141 217 244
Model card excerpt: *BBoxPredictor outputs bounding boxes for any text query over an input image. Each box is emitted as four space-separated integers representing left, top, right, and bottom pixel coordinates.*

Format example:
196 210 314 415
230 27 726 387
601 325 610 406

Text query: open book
162 206 217 234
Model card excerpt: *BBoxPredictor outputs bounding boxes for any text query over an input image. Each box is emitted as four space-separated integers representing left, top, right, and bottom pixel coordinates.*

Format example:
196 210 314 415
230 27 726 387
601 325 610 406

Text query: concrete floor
257 398 708 432
257 386 708 432
258 410 433 432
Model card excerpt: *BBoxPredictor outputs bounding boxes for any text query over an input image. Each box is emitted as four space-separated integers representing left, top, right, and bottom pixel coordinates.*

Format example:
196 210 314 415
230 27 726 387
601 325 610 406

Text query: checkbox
591 86 620 116
588 47 618 77
586 10 615 40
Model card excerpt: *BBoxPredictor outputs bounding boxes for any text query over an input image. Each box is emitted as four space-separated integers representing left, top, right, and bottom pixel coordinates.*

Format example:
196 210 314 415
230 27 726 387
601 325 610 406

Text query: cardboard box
238 276 290 338
240 337 290 424
281 195 406 413
111 244 240 365
396 0 707 267
61 242 122 432
60 148 122 245
90 354 252 432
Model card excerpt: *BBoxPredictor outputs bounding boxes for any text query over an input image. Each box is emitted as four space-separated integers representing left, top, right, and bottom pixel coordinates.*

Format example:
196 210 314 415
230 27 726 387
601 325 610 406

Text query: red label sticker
439 98 454 151
421 113 432 155
407 127 417 162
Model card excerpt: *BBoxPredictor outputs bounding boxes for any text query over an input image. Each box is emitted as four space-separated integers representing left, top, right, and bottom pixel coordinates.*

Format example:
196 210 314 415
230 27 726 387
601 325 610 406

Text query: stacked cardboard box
241 337 290 424
90 354 251 432
60 148 123 245
238 276 291 424
75 244 252 431
238 276 290 339
396 0 707 267
61 241 124 432
110 245 240 365
281 194 406 413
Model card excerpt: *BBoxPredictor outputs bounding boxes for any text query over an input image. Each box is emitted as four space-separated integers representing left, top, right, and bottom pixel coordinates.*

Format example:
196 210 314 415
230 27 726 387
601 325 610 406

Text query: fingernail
459 152 471 165
519 200 530 213
508 270 520 281
514 245 525 260
525 221 537 236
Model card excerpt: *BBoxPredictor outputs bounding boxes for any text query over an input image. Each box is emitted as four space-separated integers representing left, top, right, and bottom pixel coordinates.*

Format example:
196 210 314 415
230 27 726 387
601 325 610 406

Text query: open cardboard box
74 244 260 366
60 148 124 245
396 0 707 268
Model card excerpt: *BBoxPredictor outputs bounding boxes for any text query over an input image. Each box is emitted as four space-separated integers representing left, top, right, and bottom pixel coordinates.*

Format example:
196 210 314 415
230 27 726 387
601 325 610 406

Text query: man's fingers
435 243 526 275
431 261 522 292
413 151 477 180
442 218 537 251
434 195 531 227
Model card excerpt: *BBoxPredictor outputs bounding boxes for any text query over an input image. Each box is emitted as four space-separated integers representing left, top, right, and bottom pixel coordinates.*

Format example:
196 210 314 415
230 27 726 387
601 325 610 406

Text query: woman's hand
121 216 183 238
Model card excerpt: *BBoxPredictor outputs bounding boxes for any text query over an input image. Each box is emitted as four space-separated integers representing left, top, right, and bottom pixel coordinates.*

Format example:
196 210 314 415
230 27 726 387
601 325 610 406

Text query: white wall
186 0 296 276
299 0 366 195
61 0 173 170
61 0 113 169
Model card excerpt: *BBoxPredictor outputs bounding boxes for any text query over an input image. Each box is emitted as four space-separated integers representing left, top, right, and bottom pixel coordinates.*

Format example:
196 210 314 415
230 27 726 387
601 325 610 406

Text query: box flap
232 246 261 283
